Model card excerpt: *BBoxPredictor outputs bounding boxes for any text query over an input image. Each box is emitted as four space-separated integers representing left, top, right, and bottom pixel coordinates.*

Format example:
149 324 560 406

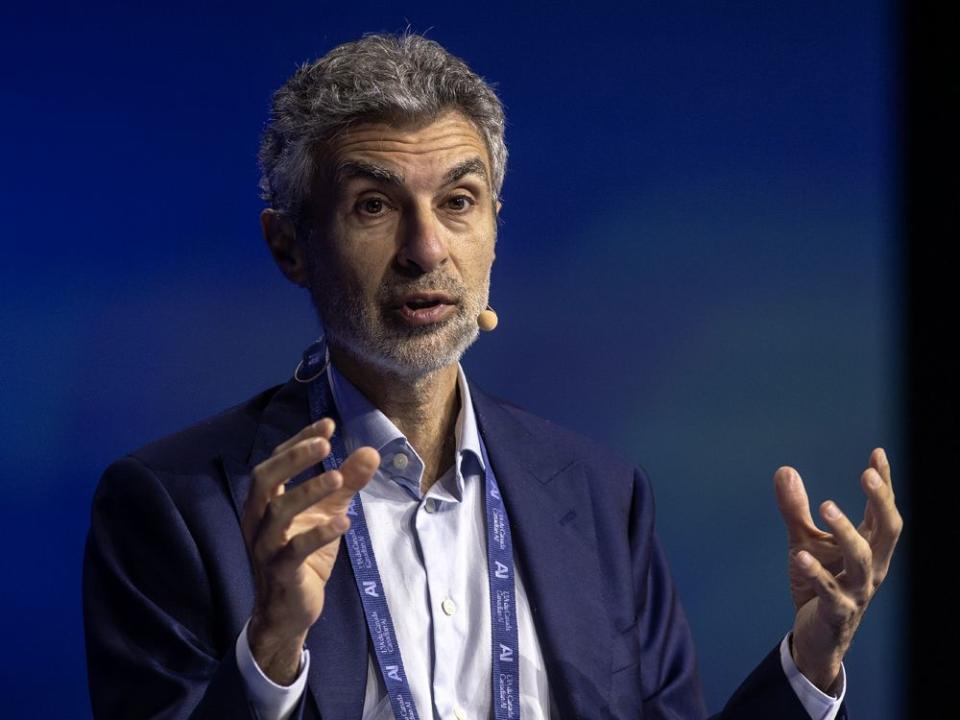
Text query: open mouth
393 294 457 326
404 298 442 310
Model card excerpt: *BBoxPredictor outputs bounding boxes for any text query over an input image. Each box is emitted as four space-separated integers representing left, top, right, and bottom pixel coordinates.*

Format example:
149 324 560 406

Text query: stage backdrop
0 1 902 717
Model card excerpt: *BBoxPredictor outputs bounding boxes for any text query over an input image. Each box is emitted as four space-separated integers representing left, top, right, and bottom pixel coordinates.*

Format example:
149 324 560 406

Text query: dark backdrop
0 1 902 717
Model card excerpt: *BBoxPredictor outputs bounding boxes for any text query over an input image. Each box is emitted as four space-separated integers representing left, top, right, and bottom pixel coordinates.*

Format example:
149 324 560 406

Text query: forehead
322 111 491 187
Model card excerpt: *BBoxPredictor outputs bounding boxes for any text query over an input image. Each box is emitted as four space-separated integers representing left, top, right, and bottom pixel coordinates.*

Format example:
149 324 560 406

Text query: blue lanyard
298 338 521 719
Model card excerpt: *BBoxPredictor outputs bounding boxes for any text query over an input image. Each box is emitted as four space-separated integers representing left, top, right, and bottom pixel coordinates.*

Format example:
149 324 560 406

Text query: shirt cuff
235 617 310 720
779 632 846 720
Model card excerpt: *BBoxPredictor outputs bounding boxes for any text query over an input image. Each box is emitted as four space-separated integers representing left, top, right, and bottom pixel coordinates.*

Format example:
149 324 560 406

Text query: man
83 33 901 719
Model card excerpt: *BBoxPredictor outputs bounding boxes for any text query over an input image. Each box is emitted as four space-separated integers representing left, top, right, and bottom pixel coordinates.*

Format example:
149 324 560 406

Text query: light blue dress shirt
236 361 845 720
239 361 550 720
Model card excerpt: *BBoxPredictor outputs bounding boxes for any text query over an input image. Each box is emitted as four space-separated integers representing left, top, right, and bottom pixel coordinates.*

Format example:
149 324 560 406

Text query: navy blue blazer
83 375 846 719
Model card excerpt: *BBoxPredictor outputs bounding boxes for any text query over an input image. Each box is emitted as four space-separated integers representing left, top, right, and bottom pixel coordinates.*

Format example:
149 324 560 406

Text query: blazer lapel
222 376 368 720
469 380 614 716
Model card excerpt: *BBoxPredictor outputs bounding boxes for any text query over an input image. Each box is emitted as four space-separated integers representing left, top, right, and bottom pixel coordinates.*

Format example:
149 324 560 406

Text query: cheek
469 233 496 280
319 229 393 293
462 253 494 301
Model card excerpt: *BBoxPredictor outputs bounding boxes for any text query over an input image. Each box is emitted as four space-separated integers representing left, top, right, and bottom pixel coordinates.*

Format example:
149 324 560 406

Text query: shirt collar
326 361 485 496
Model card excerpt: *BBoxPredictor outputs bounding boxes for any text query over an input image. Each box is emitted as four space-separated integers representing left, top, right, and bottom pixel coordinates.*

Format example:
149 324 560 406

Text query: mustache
378 276 467 304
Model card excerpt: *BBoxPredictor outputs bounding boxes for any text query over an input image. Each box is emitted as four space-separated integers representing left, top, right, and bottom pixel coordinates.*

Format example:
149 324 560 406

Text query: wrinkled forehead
316 110 493 192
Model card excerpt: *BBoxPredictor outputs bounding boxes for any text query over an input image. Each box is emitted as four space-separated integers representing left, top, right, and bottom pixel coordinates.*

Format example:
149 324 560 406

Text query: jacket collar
222 371 613 717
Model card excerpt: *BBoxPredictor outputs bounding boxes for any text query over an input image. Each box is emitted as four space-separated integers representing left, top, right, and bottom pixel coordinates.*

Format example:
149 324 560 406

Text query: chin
334 323 479 380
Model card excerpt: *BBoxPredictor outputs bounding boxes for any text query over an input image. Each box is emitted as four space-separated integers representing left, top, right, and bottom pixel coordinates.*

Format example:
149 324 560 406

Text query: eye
445 194 475 212
355 196 390 216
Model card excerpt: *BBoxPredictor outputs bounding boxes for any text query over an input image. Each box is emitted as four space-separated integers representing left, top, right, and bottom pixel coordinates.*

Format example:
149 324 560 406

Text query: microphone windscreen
477 308 499 332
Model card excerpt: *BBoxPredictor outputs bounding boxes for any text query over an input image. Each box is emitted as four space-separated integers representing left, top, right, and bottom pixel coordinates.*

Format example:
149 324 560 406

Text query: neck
329 344 460 494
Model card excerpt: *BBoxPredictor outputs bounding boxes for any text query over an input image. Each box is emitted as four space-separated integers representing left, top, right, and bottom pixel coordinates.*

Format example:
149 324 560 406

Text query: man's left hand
774 447 903 693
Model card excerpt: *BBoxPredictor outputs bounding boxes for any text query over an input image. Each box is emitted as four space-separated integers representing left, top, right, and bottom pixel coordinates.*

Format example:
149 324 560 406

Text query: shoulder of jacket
124 383 284 475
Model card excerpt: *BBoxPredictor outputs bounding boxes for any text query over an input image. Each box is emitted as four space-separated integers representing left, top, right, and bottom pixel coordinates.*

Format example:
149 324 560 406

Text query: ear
495 199 502 215
261 209 309 287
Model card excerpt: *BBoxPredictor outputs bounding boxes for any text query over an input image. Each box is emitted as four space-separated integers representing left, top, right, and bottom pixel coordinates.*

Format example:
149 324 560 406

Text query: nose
394 202 448 276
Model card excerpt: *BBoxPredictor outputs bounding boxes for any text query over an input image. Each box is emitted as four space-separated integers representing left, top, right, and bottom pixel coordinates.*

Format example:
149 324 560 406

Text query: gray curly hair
258 33 507 227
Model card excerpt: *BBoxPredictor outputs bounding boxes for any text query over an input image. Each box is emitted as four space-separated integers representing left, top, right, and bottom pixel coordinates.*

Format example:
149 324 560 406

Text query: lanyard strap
479 434 521 719
299 338 520 719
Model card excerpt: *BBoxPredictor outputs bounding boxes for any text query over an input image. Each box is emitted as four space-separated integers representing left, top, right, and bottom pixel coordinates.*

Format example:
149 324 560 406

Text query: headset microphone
477 305 499 332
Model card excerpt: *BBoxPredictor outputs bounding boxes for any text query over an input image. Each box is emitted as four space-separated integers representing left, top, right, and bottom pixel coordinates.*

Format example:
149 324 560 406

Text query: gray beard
308 271 487 381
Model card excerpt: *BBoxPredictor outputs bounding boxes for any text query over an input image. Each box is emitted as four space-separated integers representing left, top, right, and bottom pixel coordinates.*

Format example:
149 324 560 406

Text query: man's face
303 110 498 379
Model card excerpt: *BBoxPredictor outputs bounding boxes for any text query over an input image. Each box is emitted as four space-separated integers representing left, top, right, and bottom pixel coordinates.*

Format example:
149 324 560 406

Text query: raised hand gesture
773 448 903 692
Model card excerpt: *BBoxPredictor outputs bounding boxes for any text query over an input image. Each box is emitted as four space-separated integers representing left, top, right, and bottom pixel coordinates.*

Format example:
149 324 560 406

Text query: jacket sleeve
630 468 847 720
82 456 310 720
717 642 848 719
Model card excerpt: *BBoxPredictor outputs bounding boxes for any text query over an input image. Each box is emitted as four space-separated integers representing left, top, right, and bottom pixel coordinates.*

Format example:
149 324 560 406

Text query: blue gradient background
0 1 902 717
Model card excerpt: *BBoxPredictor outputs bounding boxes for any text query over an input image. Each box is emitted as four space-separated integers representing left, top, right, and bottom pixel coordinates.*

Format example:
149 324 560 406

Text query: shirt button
441 597 457 616
454 708 467 720
392 452 409 470
424 498 438 514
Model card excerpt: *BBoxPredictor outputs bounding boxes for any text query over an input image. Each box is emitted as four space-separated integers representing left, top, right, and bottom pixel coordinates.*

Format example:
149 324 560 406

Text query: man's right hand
240 418 380 684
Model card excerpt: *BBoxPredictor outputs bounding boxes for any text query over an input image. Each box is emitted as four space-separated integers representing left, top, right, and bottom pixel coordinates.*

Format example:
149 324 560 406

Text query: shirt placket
416 474 467 719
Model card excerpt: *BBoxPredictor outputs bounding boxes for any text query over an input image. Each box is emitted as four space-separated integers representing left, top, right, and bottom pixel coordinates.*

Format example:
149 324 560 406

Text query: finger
272 418 336 457
273 515 352 576
242 437 331 548
856 448 891 534
858 488 877 537
321 446 381 514
253 470 345 564
774 466 829 543
792 550 861 625
870 447 893 490
860 466 903 583
253 436 332 500
818 500 873 596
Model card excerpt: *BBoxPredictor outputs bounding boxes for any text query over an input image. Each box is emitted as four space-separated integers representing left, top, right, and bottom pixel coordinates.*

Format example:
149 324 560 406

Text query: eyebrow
443 157 489 186
333 157 489 189
334 161 404 187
